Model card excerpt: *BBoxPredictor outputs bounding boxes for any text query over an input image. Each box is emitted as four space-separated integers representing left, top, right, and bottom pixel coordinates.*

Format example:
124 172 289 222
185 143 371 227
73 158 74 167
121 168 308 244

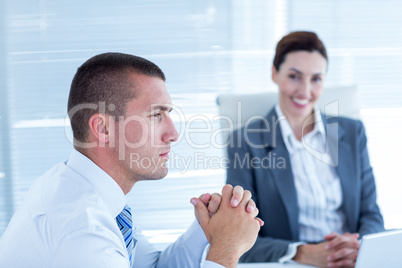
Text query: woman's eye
289 74 299 80
312 76 322 82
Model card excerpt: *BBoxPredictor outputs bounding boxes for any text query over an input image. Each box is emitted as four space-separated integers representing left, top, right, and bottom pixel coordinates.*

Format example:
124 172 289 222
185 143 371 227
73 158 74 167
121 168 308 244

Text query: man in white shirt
0 52 262 268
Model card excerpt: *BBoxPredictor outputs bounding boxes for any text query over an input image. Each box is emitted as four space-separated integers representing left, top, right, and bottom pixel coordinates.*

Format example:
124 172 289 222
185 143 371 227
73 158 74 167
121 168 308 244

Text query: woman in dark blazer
226 31 384 268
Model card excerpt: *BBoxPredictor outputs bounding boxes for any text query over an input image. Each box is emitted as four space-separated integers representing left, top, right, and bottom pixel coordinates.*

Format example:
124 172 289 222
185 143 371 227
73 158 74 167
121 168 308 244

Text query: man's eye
152 113 162 119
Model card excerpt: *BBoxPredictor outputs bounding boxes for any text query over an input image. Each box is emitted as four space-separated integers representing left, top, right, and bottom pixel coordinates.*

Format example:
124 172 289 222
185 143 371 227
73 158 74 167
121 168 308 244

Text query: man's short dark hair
67 52 166 143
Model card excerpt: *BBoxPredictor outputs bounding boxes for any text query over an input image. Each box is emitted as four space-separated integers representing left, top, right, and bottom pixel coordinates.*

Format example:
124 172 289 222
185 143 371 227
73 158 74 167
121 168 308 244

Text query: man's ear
271 65 278 84
88 113 112 144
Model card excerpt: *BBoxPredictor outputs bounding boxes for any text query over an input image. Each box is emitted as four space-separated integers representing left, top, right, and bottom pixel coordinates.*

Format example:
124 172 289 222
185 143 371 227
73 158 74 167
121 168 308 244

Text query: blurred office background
1 0 402 248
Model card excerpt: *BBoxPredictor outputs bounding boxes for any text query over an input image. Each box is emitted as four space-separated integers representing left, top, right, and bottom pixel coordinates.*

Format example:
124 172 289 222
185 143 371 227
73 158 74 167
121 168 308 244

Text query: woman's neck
283 111 315 141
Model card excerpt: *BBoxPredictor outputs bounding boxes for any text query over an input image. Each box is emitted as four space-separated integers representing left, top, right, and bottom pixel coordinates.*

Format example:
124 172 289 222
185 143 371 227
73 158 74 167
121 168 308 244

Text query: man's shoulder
0 161 122 267
28 161 112 234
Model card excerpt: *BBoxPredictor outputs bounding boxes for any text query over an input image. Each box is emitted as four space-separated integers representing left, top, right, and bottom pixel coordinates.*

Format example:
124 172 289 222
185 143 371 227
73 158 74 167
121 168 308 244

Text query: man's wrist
206 244 240 268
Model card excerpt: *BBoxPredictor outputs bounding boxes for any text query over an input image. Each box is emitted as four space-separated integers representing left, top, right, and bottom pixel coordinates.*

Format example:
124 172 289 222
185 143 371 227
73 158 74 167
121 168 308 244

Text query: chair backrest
216 85 360 142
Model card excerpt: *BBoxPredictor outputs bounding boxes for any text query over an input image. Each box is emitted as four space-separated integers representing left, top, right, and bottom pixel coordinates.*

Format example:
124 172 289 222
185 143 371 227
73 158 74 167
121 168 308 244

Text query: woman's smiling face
272 50 327 123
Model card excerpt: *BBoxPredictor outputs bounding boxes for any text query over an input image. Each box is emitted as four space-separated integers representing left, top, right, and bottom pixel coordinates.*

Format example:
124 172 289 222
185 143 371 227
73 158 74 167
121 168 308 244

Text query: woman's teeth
292 97 309 105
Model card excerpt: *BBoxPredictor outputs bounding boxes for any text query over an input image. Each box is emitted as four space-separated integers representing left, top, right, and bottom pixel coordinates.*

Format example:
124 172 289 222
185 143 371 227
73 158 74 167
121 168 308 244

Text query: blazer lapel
262 109 299 240
324 116 357 232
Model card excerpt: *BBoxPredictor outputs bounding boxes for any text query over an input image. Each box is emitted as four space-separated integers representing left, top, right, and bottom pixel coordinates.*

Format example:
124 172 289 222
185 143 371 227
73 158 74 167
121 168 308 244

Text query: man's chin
148 167 169 181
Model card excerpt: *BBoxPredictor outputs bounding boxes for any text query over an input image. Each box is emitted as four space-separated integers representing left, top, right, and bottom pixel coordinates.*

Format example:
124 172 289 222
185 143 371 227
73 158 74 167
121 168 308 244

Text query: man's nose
162 115 179 143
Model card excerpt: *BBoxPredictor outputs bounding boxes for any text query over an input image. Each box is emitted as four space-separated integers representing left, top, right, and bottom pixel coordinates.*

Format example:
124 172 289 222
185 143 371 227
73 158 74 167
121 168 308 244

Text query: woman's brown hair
273 31 328 71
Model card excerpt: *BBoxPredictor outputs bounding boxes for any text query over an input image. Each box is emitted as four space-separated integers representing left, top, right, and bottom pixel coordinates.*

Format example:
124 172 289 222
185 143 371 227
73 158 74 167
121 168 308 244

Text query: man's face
114 73 178 182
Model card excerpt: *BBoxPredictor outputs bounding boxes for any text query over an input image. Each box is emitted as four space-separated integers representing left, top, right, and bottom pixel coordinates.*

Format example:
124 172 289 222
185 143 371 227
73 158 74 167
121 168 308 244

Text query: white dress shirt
275 105 347 263
0 149 223 268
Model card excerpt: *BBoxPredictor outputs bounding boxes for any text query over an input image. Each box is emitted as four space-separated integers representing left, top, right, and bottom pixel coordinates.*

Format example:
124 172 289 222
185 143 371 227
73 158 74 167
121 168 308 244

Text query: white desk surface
237 263 317 268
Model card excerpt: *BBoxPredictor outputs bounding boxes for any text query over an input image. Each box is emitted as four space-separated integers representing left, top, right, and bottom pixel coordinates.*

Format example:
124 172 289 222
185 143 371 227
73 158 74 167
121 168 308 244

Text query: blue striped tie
116 205 134 264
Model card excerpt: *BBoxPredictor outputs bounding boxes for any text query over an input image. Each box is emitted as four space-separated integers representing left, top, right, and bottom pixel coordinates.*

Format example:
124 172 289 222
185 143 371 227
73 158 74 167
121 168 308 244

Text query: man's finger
190 198 211 229
255 217 264 226
239 190 252 208
230 185 244 207
199 193 211 204
207 193 222 214
221 184 233 207
246 199 256 213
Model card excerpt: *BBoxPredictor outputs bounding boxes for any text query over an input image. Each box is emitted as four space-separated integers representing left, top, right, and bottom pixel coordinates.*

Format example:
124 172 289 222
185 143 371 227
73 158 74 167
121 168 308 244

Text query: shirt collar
66 149 126 218
275 104 326 153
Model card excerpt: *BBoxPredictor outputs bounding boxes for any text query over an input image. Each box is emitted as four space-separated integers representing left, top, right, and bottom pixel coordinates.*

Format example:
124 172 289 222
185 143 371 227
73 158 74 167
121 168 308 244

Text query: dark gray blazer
226 108 384 262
